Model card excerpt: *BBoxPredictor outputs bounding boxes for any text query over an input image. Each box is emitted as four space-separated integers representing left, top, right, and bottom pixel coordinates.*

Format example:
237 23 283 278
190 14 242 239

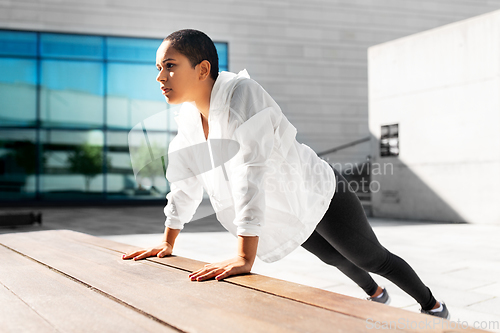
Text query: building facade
369 9 500 225
2 0 500 204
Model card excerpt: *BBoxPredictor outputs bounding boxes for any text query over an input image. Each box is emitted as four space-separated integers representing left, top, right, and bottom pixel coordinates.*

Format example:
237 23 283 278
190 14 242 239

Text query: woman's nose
156 70 166 82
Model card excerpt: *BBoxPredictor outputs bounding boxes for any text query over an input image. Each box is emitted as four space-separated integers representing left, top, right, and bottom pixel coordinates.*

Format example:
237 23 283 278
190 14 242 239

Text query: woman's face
156 40 200 105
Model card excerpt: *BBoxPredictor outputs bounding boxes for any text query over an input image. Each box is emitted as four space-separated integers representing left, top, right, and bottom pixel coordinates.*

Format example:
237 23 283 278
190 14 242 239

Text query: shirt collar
209 69 250 112
173 69 251 133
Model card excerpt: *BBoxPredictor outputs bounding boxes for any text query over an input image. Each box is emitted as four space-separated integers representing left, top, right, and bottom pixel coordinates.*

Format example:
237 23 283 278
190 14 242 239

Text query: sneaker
420 301 450 320
367 286 391 305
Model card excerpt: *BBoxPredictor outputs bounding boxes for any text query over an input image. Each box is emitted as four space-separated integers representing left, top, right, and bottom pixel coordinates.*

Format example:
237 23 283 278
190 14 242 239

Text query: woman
123 29 449 319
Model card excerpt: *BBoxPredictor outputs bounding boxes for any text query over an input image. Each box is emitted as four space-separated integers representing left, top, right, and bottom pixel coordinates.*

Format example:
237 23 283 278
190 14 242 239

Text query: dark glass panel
40 129 104 199
0 129 37 199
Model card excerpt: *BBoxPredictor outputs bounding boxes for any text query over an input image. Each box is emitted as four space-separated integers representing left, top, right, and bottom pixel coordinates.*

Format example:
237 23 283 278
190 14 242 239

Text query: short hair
164 29 219 81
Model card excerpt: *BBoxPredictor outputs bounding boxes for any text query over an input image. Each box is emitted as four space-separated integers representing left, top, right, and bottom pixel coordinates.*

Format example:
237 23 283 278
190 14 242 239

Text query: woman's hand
189 256 253 282
122 241 173 261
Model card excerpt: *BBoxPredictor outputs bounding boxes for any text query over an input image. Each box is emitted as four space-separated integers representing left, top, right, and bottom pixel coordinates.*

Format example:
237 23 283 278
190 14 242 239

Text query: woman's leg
303 166 437 311
301 230 379 296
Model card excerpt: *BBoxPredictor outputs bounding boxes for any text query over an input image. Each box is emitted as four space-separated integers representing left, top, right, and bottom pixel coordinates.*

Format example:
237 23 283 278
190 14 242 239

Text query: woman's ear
198 60 211 81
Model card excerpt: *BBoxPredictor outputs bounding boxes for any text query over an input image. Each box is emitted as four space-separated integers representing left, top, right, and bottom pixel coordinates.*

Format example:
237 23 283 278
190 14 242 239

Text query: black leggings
300 166 437 311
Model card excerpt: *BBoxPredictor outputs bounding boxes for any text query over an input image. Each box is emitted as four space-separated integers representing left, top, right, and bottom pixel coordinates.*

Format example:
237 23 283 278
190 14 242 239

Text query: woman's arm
162 226 181 249
188 235 259 281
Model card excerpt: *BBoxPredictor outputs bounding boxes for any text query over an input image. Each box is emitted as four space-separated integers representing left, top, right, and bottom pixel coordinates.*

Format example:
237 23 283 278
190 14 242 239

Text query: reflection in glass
106 63 166 129
40 129 105 199
106 131 139 198
40 60 104 128
106 128 170 199
0 58 37 126
380 124 399 157
128 121 169 197
390 124 399 137
0 130 37 199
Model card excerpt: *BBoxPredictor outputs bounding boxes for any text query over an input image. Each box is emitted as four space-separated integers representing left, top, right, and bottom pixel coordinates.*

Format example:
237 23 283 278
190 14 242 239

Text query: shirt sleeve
229 106 279 237
164 174 203 230
164 136 204 230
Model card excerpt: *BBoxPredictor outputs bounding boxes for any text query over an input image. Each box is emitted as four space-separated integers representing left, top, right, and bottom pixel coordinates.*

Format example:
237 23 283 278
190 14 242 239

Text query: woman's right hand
122 241 173 261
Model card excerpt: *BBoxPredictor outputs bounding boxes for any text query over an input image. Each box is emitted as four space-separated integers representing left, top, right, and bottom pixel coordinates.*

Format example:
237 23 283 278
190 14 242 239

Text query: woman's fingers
122 250 144 260
123 244 173 260
189 265 210 277
133 249 155 260
193 269 224 281
189 266 226 281
122 249 153 260
215 270 231 281
189 265 212 279
189 269 204 280
189 257 251 281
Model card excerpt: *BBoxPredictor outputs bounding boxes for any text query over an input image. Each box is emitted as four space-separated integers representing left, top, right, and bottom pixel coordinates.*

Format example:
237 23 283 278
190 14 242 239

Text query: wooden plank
0 245 178 333
61 229 486 333
1 230 374 333
0 282 56 333
61 229 208 272
0 230 383 333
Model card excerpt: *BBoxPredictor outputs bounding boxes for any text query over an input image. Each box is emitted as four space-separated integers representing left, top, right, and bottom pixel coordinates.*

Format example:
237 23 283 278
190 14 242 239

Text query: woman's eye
166 63 174 69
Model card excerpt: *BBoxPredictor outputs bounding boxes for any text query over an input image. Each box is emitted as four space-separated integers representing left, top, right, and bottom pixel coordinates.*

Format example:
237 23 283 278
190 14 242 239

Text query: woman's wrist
237 235 259 266
162 227 180 247
160 240 174 248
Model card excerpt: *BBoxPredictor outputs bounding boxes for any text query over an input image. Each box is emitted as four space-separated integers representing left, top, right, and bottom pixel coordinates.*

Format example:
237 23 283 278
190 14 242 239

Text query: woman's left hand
189 256 253 282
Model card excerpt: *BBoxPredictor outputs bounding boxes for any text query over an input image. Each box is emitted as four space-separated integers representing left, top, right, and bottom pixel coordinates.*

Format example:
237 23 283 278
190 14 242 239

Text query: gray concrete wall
2 0 500 168
368 9 500 224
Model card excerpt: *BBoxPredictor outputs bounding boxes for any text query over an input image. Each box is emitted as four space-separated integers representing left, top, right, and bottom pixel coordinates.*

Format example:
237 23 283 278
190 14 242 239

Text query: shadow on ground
0 206 225 236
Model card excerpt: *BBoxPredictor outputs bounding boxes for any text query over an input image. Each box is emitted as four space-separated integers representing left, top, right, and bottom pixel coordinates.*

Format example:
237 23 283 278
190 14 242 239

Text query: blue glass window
40 33 104 60
107 37 161 63
40 60 104 128
0 30 37 57
0 29 229 203
0 58 37 126
215 42 228 71
107 63 165 129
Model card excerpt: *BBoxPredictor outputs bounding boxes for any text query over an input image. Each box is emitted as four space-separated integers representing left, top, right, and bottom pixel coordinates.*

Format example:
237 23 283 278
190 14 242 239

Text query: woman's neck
192 79 215 122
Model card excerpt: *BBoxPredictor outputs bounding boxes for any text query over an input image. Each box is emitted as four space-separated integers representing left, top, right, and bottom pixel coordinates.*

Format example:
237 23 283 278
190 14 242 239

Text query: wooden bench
0 230 486 332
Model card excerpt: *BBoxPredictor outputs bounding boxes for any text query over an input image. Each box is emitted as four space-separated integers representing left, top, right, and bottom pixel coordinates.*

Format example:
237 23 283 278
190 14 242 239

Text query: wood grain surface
0 230 486 333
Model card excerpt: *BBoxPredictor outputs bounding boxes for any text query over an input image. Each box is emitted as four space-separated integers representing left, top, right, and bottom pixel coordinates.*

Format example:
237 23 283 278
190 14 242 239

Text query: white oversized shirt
164 69 336 263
